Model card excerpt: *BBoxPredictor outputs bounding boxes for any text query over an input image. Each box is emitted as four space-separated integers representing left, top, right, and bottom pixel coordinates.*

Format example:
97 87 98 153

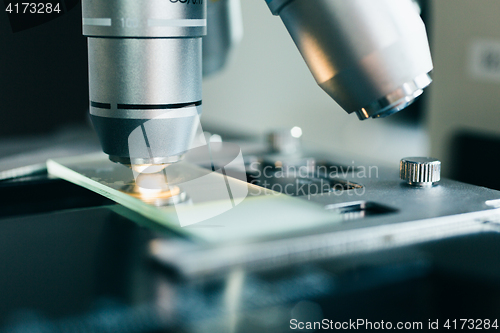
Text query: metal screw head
400 157 441 187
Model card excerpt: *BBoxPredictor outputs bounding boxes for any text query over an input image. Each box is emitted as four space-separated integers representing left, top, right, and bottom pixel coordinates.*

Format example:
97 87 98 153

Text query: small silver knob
400 157 441 187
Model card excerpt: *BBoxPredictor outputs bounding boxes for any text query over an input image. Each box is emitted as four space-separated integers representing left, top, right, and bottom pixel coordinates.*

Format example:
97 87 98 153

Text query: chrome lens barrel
82 0 206 164
267 0 433 119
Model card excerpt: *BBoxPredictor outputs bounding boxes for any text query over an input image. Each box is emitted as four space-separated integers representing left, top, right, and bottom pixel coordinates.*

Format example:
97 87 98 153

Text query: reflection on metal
120 174 186 207
131 164 169 174
355 73 432 120
325 201 397 221
111 154 184 167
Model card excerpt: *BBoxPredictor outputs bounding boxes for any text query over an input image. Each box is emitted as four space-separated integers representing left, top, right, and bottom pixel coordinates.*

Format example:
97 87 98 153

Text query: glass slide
47 153 341 244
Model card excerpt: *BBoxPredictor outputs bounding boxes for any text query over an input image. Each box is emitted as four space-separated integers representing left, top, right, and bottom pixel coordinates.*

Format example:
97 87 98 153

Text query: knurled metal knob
400 157 441 187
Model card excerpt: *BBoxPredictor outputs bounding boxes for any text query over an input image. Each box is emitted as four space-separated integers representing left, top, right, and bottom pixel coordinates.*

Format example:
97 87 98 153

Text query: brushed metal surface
82 0 206 163
82 0 206 37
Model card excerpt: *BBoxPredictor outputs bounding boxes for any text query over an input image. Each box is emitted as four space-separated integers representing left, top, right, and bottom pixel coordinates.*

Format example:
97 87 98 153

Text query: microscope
81 0 433 167
3 2 500 329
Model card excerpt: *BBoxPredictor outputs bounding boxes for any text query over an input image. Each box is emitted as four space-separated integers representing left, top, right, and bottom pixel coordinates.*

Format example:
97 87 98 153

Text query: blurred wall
427 0 500 177
202 1 429 167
